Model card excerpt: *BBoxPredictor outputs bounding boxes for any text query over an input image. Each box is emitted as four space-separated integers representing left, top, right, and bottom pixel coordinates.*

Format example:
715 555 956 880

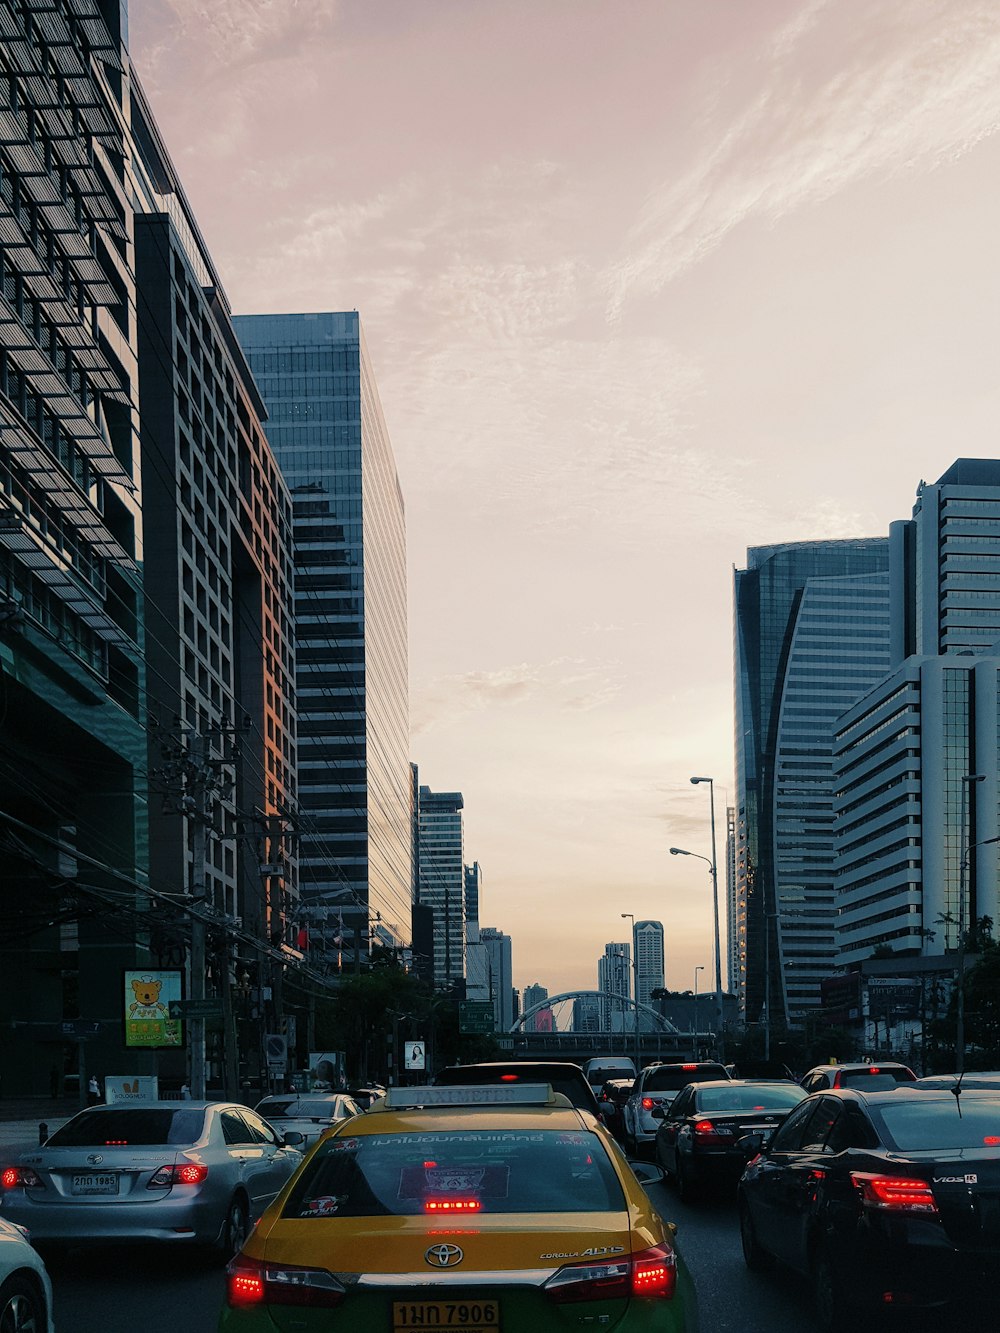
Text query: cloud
607 0 1000 316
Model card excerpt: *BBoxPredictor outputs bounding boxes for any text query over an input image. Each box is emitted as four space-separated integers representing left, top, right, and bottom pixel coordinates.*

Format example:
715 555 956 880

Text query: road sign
459 1001 495 1034
265 1033 288 1071
168 999 222 1020
404 1040 426 1070
60 1020 102 1039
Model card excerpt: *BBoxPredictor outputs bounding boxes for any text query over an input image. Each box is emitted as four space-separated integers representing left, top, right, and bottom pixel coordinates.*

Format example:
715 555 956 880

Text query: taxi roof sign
382 1084 556 1110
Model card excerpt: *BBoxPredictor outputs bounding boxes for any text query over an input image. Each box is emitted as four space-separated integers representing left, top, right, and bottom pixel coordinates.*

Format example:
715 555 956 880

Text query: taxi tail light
1 1167 44 1189
225 1255 346 1308
851 1173 938 1214
543 1246 676 1304
693 1120 733 1139
147 1163 209 1188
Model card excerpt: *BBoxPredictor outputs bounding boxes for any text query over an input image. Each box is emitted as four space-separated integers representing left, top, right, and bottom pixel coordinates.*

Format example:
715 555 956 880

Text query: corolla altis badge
86 1154 103 1166
425 1243 464 1268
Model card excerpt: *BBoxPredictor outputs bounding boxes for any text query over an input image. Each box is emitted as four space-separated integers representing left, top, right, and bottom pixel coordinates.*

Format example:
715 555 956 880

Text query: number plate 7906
392 1300 500 1332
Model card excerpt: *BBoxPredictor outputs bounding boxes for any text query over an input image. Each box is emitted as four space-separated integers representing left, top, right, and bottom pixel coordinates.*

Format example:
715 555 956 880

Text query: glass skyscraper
416 786 466 991
734 540 891 1031
233 312 411 960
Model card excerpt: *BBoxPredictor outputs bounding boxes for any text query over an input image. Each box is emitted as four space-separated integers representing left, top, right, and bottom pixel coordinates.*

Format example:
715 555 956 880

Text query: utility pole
187 731 209 1101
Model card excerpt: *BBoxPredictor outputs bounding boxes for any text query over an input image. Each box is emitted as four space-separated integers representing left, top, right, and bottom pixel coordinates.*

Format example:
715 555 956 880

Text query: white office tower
480 928 514 1031
634 921 665 1013
598 943 631 1032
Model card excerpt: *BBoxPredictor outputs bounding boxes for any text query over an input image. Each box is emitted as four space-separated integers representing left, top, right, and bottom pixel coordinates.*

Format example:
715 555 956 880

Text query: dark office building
233 312 411 962
0 0 147 1092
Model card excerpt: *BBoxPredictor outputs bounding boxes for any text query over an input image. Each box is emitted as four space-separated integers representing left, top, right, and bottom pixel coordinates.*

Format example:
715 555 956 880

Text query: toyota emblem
86 1154 103 1166
425 1243 464 1268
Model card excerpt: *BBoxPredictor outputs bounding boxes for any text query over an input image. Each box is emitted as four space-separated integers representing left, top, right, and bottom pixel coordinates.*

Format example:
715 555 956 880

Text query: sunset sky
130 0 1000 1003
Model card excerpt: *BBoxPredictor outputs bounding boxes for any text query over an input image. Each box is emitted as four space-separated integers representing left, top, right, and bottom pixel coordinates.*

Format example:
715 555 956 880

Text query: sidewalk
0 1098 74 1150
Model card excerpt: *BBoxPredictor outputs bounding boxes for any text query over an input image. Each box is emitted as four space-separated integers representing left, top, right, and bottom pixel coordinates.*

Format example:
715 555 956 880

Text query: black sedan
596 1077 634 1139
652 1079 806 1201
737 1086 1000 1330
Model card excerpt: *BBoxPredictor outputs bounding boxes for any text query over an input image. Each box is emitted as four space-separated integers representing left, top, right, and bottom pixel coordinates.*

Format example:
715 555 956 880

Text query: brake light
424 1198 482 1213
693 1120 733 1138
851 1173 937 1214
147 1163 209 1188
500 1074 518 1081
226 1255 346 1308
1 1167 43 1189
544 1246 676 1303
642 1098 655 1111
682 1064 697 1070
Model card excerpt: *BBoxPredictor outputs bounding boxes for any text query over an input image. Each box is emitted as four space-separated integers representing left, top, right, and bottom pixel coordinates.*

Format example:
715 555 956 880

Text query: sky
129 0 1000 1004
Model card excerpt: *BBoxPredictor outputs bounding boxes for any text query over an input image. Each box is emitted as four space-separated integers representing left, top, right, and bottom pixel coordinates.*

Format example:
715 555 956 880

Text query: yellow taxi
219 1083 698 1332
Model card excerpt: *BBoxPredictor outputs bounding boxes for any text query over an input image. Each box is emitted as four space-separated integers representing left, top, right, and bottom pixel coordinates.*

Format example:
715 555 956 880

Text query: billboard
105 1076 160 1104
867 978 920 1022
124 970 183 1048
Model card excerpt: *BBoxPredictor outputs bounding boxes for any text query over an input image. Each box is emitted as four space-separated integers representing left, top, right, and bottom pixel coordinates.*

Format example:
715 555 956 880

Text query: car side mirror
737 1132 765 1157
282 1130 305 1146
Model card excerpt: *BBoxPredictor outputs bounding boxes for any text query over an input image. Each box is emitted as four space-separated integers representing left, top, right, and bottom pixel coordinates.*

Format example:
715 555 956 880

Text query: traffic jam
2 1059 1000 1331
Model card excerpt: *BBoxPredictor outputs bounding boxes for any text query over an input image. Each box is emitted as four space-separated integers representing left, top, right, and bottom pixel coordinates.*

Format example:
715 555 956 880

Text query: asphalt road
46 1171 815 1333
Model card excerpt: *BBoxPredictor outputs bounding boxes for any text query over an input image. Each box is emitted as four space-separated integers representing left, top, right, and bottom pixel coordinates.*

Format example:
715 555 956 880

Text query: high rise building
233 312 411 961
480 927 513 1031
464 862 489 1002
523 982 551 1032
633 920 665 1012
0 0 147 1092
726 804 741 993
734 540 891 1032
598 942 631 1031
416 786 466 991
572 994 602 1033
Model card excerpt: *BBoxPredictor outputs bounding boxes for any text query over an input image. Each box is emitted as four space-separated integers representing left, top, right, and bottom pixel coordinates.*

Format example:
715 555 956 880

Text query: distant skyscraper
598 942 630 1031
464 863 489 1003
233 312 411 960
417 787 466 991
480 927 513 1031
734 540 891 1031
634 921 665 1011
523 983 551 1032
572 995 601 1033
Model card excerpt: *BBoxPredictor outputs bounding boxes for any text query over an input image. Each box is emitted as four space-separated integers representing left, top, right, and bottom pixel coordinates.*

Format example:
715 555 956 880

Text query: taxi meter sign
404 1040 426 1071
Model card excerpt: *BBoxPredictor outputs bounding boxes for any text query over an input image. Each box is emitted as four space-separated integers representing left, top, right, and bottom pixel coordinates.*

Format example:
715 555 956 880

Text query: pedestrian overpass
496 989 710 1064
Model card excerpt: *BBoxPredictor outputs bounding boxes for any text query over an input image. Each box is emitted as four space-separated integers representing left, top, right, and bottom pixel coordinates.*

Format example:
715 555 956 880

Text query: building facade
416 786 465 991
233 312 411 963
480 926 513 1031
634 920 665 1012
597 941 631 1031
734 539 891 1033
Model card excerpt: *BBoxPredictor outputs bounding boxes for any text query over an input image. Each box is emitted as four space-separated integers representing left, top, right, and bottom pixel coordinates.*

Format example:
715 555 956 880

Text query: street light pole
693 965 704 1060
622 913 640 1071
956 774 986 1075
670 837 724 1061
690 777 724 1060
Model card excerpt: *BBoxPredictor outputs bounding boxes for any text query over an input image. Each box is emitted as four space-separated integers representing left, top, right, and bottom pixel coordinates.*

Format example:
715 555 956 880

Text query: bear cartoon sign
123 969 183 1047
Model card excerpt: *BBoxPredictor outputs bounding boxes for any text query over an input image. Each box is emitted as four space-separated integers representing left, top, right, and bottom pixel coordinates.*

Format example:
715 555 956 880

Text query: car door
238 1109 300 1207
749 1098 830 1266
656 1089 691 1171
757 1096 846 1272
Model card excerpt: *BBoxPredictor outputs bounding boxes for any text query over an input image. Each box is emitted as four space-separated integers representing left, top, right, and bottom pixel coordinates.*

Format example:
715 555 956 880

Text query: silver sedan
254 1093 362 1147
0 1214 54 1333
0 1101 303 1257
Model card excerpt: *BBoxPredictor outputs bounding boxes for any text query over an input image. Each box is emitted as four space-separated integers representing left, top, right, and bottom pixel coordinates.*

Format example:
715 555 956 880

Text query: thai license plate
392 1300 500 1332
70 1173 118 1195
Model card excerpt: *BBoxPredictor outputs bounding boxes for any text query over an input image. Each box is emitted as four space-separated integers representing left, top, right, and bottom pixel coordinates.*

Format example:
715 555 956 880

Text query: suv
583 1056 637 1090
799 1061 916 1093
433 1061 602 1117
623 1062 730 1156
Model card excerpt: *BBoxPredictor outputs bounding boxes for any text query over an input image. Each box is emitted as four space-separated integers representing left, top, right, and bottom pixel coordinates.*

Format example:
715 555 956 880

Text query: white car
623 1062 731 1157
0 1214 54 1333
255 1093 362 1147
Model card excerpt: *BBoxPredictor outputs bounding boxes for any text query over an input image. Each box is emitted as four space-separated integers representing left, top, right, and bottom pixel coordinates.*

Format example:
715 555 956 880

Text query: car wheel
812 1249 849 1332
0 1274 46 1333
738 1199 773 1272
216 1194 250 1261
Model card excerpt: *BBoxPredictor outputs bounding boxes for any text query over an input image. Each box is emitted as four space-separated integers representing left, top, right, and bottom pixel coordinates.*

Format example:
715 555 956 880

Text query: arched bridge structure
497 989 708 1064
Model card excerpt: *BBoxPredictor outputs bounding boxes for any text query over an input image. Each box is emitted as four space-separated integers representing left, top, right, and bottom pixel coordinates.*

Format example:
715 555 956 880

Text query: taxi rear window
282 1130 626 1218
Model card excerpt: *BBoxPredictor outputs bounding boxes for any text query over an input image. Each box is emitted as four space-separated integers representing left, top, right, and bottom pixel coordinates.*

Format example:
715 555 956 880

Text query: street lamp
690 776 724 1058
693 965 705 1060
621 913 640 1070
670 837 725 1060
954 771 998 1073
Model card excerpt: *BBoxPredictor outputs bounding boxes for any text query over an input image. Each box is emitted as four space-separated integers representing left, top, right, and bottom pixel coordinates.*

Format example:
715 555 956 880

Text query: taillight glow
642 1097 655 1111
851 1173 937 1213
682 1064 697 1070
693 1120 733 1138
147 1163 209 1189
1 1167 43 1189
225 1256 346 1309
544 1246 676 1303
424 1198 481 1213
985 1137 1000 1147
500 1074 518 1081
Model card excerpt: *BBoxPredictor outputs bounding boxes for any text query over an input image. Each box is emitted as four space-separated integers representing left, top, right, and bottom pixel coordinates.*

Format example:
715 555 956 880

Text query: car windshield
259 1098 343 1119
282 1129 626 1218
696 1084 805 1111
45 1108 207 1147
877 1098 1000 1151
645 1066 728 1093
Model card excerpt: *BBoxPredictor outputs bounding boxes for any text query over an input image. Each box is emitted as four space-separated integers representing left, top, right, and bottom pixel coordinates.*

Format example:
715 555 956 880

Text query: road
47 1172 815 1333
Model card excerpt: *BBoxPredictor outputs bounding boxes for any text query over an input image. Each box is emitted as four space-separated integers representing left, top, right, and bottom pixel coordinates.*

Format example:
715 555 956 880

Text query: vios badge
425 1243 464 1268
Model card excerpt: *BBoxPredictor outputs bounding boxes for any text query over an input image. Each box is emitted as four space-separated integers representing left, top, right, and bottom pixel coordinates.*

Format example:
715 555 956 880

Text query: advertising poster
105 1076 160 1104
308 1051 346 1089
124 970 183 1048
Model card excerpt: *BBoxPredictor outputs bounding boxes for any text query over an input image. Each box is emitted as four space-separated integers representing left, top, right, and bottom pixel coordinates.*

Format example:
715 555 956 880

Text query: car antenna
950 1069 965 1117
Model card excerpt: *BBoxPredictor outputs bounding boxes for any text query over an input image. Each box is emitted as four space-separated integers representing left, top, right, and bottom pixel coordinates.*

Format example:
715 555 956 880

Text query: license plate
392 1300 500 1332
70 1173 119 1195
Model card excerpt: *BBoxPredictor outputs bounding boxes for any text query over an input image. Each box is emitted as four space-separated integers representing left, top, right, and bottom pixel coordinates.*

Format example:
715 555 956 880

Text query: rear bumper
0 1189 223 1245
